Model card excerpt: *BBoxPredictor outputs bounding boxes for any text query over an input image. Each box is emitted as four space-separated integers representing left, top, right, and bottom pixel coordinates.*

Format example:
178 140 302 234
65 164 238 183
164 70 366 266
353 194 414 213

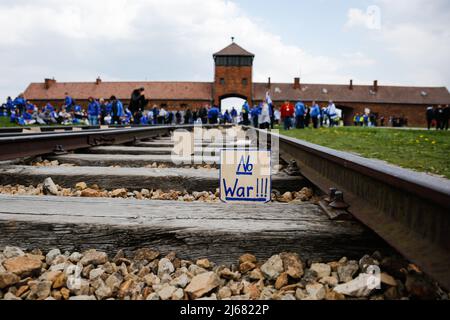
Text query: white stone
158 258 175 276
69 295 97 300
46 249 61 265
306 283 326 300
170 274 190 288
89 268 105 280
334 273 375 298
3 246 25 259
310 263 331 279
158 284 177 300
69 252 83 263
260 255 284 280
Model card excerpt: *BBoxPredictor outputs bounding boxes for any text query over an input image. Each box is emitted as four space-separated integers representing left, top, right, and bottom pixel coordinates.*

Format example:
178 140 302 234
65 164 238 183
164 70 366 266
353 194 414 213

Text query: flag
265 91 273 105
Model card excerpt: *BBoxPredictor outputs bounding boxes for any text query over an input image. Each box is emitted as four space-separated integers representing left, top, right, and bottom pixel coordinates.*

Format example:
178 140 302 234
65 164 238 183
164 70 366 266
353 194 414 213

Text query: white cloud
346 6 381 30
0 0 359 99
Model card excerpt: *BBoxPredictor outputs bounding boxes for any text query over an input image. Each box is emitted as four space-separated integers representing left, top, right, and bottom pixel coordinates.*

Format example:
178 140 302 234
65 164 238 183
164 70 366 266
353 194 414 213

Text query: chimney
293 77 301 90
44 78 56 90
349 79 353 90
373 80 378 92
267 77 271 89
96 77 102 85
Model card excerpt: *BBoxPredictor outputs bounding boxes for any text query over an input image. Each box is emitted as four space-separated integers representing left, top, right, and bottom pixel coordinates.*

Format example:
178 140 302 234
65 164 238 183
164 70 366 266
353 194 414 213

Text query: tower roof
213 42 255 57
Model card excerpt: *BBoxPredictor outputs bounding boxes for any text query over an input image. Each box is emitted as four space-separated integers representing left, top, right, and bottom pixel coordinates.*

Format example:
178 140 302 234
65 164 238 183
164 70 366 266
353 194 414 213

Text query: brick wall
214 66 252 106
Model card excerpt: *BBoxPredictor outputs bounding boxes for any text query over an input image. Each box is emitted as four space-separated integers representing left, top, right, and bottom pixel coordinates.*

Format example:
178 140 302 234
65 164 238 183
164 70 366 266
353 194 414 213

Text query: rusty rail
267 130 450 290
0 124 231 161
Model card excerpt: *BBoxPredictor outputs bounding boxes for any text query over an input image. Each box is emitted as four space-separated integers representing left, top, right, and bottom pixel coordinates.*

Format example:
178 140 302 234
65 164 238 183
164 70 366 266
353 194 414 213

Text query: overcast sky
0 0 449 99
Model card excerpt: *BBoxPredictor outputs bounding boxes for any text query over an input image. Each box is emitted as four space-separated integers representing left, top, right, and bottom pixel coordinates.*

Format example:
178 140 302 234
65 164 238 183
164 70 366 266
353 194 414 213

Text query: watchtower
213 39 255 108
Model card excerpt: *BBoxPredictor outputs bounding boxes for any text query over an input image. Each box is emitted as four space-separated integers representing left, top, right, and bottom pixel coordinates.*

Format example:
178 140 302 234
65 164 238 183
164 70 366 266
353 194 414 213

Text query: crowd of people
1 90 449 131
0 93 134 126
277 100 341 130
426 105 450 131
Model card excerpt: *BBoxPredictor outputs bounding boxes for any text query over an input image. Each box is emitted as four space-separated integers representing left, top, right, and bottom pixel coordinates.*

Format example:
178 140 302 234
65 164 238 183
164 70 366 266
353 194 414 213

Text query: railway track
0 124 448 300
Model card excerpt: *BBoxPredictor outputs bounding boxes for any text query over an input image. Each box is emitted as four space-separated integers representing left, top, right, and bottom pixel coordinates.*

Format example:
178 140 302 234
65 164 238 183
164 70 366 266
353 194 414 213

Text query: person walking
435 106 444 130
442 105 449 130
87 97 100 126
426 106 434 130
259 102 271 130
310 102 320 129
295 101 306 129
281 101 294 130
109 96 124 125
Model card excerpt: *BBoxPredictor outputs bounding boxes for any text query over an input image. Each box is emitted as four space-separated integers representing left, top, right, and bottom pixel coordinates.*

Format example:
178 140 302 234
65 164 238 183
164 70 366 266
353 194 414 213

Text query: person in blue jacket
310 101 321 129
208 105 220 124
124 107 133 125
109 96 124 125
295 101 306 129
230 107 238 124
64 94 75 113
152 106 160 125
5 97 14 116
223 110 232 124
140 113 149 125
13 94 26 115
250 105 261 128
72 104 83 124
44 103 54 113
87 97 100 126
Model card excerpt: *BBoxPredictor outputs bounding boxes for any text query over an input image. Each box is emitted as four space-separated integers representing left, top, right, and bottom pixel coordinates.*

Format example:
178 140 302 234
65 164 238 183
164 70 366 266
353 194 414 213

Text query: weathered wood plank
0 195 391 264
136 141 253 148
47 154 220 167
88 146 176 155
87 146 253 156
0 166 307 193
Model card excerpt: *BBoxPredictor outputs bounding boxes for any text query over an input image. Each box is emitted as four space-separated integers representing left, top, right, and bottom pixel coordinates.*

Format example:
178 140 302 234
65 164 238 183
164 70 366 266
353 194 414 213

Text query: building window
220 78 225 85
215 56 253 66
242 78 248 86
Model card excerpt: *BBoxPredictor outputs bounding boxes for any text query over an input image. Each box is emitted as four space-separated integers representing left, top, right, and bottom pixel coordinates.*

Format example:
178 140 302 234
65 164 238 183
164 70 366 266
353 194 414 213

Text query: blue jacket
45 103 54 113
140 116 149 125
295 102 306 116
109 100 124 117
242 102 250 113
310 104 320 118
88 101 100 116
74 105 82 113
224 112 232 123
208 107 220 119
6 98 14 110
231 108 238 117
13 97 26 107
65 96 74 107
251 107 261 118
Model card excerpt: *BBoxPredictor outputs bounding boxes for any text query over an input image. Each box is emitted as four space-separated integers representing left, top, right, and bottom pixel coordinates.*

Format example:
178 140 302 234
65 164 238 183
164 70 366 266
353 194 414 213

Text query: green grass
278 126 450 179
0 117 84 128
0 117 19 127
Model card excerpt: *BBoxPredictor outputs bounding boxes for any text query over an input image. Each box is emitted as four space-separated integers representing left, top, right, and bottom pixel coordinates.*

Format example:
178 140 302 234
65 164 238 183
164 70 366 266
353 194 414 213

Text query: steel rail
259 129 450 290
0 124 231 161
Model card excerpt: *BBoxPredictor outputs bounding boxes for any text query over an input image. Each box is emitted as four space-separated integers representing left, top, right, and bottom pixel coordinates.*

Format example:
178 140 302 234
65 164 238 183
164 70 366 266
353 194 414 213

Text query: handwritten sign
220 150 271 203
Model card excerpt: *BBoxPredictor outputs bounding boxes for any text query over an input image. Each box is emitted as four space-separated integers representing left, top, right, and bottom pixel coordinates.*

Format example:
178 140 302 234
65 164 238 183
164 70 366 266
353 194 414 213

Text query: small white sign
220 150 272 203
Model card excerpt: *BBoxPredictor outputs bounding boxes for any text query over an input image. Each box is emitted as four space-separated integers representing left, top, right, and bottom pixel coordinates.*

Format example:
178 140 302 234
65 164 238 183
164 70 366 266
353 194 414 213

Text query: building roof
24 79 450 106
254 83 450 105
24 81 213 101
213 43 255 57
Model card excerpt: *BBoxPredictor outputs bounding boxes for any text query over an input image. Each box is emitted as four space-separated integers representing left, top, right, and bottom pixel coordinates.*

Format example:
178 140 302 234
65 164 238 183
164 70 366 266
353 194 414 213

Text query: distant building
24 41 450 127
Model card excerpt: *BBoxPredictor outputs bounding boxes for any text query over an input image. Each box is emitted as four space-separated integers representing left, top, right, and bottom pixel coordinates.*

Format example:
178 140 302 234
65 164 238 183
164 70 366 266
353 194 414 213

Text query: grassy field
279 126 450 179
0 117 19 127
